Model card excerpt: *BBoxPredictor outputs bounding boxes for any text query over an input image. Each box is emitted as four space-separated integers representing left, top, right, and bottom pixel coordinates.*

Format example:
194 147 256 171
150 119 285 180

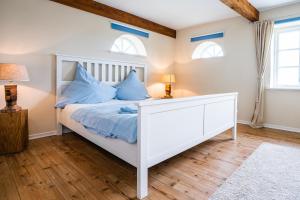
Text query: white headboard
56 54 147 100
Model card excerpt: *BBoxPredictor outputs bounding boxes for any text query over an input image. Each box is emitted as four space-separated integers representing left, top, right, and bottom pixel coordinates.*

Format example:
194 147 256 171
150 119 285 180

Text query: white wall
0 0 175 135
174 3 300 130
174 17 257 123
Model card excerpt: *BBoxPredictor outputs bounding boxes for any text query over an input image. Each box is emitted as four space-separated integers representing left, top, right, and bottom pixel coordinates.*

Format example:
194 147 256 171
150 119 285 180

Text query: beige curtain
251 20 274 128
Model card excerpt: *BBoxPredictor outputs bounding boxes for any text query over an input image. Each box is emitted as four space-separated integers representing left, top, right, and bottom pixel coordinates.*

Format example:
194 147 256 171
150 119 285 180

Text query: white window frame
192 41 224 60
111 34 147 57
271 23 300 89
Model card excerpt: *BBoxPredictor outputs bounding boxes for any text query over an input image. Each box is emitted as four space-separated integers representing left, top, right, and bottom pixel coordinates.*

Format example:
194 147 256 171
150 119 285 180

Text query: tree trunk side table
0 109 28 154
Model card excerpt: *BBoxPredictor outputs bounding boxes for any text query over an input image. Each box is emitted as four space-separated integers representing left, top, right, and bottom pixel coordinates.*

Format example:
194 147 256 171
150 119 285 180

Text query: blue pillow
74 63 96 84
55 63 116 108
116 70 149 100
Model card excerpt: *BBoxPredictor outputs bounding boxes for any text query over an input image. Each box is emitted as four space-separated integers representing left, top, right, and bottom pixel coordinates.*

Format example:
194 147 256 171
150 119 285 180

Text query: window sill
266 87 300 91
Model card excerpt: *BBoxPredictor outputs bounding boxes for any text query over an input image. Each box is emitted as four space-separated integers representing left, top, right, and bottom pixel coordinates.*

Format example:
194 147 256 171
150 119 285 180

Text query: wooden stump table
0 109 28 154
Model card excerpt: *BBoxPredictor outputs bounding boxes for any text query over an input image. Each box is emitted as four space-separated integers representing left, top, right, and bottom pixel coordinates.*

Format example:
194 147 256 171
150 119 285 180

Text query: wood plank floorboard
1 124 300 200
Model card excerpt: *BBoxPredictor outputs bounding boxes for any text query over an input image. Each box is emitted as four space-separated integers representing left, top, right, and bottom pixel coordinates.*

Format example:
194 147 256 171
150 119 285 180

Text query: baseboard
237 120 251 125
29 131 59 140
263 123 300 133
237 120 300 133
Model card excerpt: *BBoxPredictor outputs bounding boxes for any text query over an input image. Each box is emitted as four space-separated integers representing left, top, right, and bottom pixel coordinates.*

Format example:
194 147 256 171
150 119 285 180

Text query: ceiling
95 0 300 30
249 0 300 11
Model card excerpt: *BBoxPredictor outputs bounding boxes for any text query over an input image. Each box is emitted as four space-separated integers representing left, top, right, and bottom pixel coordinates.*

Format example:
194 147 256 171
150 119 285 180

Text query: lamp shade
0 64 29 81
162 74 176 83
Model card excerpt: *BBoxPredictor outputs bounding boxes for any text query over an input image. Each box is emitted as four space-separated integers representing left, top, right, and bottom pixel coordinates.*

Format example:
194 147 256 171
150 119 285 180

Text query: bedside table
0 110 28 154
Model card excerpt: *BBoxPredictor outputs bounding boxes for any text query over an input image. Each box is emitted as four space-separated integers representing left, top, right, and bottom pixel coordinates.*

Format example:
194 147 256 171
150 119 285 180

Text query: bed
56 54 238 199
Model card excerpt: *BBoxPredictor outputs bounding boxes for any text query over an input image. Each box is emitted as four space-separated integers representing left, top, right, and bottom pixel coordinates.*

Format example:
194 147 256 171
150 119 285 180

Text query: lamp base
163 83 173 99
1 84 21 113
163 95 173 99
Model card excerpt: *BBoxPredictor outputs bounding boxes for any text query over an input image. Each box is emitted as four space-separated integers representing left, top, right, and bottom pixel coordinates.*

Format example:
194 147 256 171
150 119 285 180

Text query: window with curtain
271 21 300 89
192 41 224 59
111 34 147 56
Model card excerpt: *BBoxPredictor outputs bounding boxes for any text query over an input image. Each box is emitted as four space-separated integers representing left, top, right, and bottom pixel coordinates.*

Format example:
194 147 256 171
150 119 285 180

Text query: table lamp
0 64 29 112
162 74 176 98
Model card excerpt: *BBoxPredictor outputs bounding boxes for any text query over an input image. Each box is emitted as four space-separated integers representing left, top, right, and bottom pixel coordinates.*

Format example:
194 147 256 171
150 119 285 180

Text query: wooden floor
1 124 300 200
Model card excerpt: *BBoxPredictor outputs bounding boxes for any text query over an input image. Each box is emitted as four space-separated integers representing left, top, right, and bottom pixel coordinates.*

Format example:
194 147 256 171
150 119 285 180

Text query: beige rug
209 143 300 200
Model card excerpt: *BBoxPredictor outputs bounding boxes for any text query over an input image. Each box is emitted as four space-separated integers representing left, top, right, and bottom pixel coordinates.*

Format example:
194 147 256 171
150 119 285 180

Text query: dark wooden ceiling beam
220 0 259 22
50 0 176 38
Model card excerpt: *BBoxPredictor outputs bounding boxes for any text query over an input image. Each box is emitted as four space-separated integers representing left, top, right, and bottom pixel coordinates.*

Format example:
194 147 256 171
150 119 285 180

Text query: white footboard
136 93 238 199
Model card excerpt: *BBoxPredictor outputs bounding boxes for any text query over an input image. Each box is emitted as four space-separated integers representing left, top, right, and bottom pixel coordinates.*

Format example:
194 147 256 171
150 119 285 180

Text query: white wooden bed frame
56 54 238 199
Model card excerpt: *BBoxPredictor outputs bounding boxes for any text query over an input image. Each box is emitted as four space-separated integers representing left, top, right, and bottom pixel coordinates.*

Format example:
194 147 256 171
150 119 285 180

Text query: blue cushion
55 63 116 108
116 70 149 100
74 63 96 83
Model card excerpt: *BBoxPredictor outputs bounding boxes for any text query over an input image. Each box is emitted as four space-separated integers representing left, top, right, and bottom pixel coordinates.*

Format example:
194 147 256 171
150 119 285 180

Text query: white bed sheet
58 99 153 167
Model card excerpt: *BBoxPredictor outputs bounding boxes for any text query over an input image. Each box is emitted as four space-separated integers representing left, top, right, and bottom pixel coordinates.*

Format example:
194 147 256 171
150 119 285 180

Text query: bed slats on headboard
56 54 147 101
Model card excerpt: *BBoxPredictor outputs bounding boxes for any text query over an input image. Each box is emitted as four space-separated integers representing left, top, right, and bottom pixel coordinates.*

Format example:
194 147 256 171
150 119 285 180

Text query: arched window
192 41 224 59
111 34 147 56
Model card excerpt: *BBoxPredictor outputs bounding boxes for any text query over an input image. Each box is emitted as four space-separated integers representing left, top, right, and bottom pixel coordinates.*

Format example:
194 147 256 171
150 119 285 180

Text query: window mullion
277 47 300 52
274 30 279 88
299 31 300 83
278 66 300 69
